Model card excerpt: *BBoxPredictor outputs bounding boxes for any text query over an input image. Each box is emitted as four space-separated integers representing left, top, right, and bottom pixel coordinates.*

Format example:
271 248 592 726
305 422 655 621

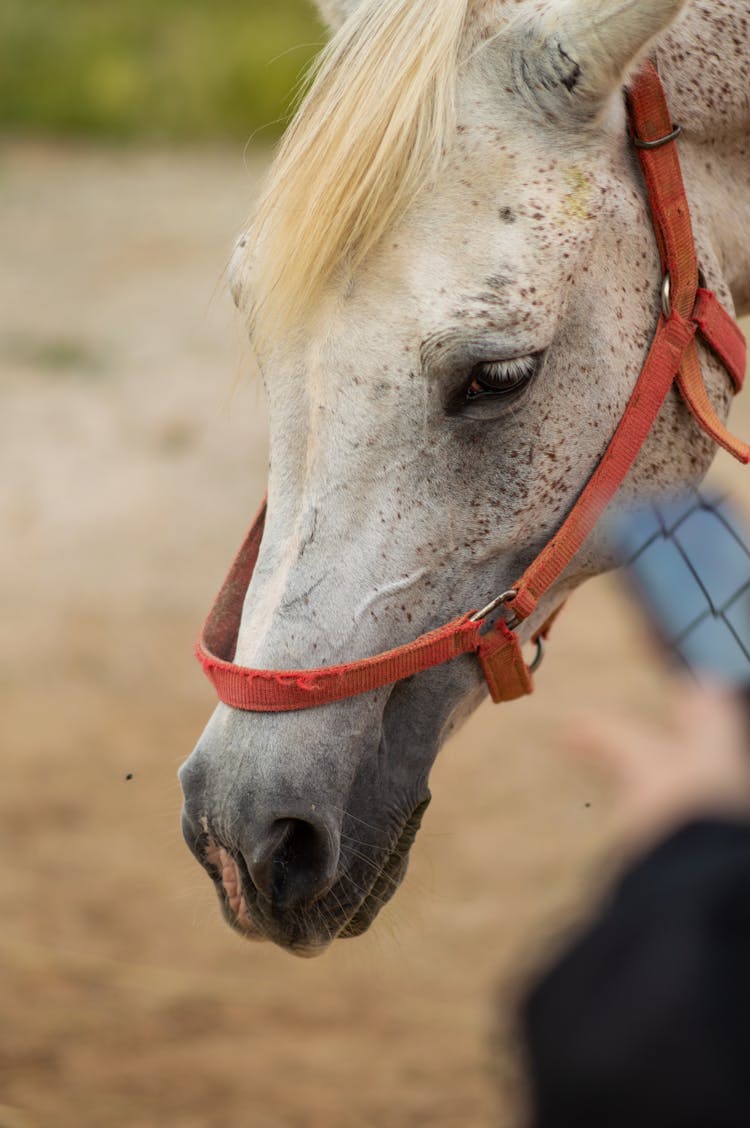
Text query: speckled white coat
180 0 750 955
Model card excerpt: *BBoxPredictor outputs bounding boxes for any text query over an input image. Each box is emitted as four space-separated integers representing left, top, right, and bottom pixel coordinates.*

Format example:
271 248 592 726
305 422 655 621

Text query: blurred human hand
570 685 750 858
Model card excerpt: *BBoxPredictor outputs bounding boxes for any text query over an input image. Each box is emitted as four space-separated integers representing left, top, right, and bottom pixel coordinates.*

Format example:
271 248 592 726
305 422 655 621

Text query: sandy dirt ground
1 140 749 1128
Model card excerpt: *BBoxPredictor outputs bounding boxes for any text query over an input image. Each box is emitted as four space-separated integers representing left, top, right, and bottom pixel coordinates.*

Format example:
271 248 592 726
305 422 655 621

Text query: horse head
180 0 745 954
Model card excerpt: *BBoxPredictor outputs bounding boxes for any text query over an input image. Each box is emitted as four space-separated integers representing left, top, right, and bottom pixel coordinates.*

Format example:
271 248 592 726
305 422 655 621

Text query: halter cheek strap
196 61 748 713
504 61 749 631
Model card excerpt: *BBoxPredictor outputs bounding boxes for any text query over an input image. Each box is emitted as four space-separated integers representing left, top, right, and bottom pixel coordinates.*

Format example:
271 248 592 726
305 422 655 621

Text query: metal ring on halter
529 637 545 674
662 267 707 320
470 590 518 624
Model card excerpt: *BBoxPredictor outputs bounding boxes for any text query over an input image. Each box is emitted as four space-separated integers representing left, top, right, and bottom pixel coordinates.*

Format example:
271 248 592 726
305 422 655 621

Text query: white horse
180 0 750 955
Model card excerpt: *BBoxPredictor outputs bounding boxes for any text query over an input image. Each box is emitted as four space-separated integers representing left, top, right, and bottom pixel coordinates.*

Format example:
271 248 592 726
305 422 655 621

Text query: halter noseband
196 62 748 713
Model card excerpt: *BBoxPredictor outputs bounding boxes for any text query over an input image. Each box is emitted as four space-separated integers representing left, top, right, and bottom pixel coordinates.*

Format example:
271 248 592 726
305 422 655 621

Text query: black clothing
522 820 750 1128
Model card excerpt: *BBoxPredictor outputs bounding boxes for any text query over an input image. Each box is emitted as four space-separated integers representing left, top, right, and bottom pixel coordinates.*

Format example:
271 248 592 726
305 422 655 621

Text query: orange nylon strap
507 61 748 626
196 62 747 713
197 499 487 712
506 313 698 623
692 289 746 392
677 356 750 462
681 288 748 458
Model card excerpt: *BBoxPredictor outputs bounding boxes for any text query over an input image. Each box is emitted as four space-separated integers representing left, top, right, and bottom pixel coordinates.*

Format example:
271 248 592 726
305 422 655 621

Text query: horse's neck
654 1 750 313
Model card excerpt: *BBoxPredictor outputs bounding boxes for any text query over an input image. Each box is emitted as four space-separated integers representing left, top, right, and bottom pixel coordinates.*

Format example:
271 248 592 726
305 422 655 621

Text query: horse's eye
465 354 539 401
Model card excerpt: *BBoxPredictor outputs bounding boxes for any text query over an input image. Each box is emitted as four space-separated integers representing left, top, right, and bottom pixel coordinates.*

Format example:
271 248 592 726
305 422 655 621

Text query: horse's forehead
267 175 596 406
348 138 597 315
264 117 605 406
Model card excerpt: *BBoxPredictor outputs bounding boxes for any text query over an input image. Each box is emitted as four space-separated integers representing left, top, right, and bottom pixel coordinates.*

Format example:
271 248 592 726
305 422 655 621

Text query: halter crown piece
196 62 749 713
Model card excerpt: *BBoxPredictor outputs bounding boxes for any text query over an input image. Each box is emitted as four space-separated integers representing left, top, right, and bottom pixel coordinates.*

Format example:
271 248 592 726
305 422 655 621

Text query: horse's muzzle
180 794 430 955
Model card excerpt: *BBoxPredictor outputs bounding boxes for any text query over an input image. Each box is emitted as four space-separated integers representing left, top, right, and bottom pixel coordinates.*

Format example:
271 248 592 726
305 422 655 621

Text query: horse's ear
512 0 689 123
313 0 362 32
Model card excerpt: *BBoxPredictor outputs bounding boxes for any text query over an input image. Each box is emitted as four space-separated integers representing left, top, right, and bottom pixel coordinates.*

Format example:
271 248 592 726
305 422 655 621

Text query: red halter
196 62 748 713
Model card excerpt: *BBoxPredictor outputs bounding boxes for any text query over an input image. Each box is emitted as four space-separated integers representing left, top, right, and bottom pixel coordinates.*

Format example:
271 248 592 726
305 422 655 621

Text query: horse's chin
202 797 430 955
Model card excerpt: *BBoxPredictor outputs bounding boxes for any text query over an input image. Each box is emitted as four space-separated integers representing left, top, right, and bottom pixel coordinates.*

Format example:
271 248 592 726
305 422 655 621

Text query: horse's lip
201 796 431 952
338 795 431 938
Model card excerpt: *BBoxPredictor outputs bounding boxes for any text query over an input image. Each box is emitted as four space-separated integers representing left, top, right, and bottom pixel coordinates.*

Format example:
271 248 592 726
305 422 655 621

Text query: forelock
239 0 485 353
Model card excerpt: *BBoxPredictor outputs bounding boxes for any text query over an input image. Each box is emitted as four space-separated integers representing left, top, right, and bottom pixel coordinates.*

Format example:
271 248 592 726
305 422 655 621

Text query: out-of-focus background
2 5 748 1126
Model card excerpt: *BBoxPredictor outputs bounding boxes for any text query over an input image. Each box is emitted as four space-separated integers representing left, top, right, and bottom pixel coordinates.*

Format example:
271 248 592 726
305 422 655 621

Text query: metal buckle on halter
632 123 682 150
470 589 519 625
470 591 545 673
660 266 706 321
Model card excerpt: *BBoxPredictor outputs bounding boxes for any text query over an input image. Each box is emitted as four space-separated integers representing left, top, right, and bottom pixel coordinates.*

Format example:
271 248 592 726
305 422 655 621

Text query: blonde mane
242 0 472 353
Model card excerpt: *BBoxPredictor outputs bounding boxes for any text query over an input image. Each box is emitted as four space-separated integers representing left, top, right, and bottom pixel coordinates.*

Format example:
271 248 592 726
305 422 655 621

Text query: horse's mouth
338 797 430 939
200 797 430 955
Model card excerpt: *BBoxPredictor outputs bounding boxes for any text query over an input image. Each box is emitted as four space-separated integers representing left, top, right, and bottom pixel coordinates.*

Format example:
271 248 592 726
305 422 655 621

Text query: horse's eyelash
478 356 537 384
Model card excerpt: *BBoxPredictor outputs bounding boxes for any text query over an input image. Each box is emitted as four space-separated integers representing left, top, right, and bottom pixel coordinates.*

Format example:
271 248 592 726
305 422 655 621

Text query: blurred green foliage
0 0 325 142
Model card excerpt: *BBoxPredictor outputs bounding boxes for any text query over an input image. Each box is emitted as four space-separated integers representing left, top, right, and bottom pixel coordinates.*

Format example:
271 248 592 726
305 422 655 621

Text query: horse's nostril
246 815 339 911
